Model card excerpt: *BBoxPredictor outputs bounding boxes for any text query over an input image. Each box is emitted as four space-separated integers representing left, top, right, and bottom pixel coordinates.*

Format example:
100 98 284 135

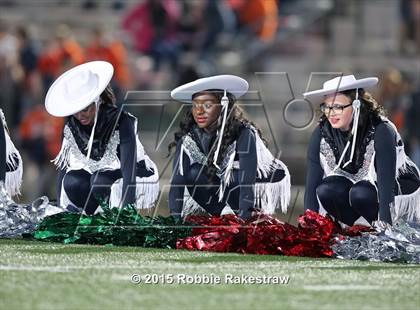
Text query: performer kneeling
45 61 159 214
303 75 420 227
168 75 290 219
0 110 23 196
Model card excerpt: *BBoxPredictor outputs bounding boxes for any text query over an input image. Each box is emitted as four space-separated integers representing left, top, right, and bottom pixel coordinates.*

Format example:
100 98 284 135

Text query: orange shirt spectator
19 104 64 160
38 38 84 79
231 0 279 42
85 32 130 89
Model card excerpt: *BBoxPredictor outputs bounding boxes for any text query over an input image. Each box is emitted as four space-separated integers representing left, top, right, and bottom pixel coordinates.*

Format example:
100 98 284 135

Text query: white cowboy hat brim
303 75 378 104
45 61 114 117
171 75 249 103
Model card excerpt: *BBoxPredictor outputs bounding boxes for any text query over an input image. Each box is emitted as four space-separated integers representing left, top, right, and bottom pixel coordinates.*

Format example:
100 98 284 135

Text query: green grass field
1 239 419 310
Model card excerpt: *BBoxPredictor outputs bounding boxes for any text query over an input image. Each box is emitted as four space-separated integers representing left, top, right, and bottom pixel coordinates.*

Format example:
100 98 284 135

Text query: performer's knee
271 168 285 182
63 172 89 196
349 181 377 209
184 164 209 186
89 172 112 199
315 182 330 203
316 175 352 205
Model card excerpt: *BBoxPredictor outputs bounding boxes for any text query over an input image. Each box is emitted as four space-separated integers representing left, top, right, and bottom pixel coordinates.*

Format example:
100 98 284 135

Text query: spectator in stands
16 25 40 120
399 0 420 54
121 0 180 72
0 21 20 127
86 28 131 104
406 87 420 168
377 69 411 131
229 0 279 42
16 26 38 78
178 0 233 59
37 24 84 93
18 102 64 199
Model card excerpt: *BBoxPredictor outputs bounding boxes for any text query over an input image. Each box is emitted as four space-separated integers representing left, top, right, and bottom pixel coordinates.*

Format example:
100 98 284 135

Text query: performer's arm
374 122 396 224
119 114 137 207
236 128 257 219
304 127 324 212
0 121 6 182
56 168 65 206
168 139 188 218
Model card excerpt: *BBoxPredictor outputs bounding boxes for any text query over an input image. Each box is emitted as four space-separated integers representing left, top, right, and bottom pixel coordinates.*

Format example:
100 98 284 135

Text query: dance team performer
303 75 420 227
0 109 23 197
168 75 290 219
45 61 159 214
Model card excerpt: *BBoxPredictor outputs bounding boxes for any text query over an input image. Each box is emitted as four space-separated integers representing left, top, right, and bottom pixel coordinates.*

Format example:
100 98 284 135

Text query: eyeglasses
320 102 352 115
191 101 217 111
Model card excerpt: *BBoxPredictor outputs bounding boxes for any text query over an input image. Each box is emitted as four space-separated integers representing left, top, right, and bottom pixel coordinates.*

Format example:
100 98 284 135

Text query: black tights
63 161 154 215
184 163 285 218
316 176 379 225
63 169 121 215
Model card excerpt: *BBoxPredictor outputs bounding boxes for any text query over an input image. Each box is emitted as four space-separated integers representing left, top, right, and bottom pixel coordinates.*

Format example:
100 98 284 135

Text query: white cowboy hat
303 74 378 104
170 75 249 103
45 61 114 117
171 75 249 170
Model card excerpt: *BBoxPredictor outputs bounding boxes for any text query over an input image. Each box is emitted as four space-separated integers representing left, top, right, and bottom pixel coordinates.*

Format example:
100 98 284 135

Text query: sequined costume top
0 109 23 196
169 125 291 217
305 118 420 223
54 105 158 209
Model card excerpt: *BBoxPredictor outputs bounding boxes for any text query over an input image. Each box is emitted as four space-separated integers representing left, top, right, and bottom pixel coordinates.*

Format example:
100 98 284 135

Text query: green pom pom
30 203 193 248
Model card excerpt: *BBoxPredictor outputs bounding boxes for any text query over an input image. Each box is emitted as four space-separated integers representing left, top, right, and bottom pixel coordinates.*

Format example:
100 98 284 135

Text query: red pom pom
177 210 343 257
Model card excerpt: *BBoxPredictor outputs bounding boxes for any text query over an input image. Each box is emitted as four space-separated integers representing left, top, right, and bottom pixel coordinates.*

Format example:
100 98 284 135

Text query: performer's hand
372 220 392 232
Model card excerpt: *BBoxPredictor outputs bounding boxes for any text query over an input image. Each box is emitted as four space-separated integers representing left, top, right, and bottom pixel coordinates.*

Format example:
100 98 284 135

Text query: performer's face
74 103 97 126
191 92 222 130
323 93 353 131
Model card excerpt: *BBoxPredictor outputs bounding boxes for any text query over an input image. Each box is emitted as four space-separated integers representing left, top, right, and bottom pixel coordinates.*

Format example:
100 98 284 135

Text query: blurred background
0 0 419 222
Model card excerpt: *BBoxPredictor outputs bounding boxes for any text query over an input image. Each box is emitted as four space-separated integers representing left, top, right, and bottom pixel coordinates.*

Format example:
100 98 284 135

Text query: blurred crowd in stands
0 0 419 202
0 0 282 200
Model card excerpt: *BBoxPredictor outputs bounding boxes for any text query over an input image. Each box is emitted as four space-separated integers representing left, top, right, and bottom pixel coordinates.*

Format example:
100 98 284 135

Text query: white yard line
0 265 134 272
0 263 294 272
303 284 390 291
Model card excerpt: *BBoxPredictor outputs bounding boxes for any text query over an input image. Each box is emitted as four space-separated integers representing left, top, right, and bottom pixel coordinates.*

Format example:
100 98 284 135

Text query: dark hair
16 26 28 40
66 84 116 124
320 88 387 171
168 90 265 181
100 84 117 106
320 88 386 126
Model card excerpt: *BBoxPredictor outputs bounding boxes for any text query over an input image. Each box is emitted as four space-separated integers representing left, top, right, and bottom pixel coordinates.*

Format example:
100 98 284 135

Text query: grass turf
0 239 419 310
